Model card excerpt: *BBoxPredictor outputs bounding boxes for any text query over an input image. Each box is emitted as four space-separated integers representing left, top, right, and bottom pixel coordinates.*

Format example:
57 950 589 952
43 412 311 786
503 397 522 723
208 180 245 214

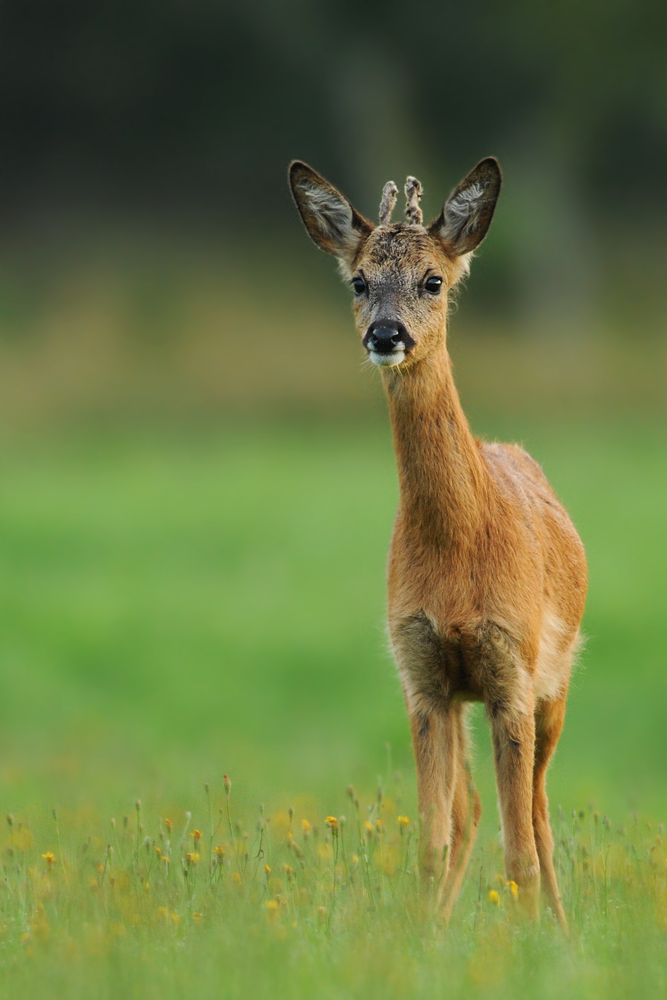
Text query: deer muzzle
363 320 415 367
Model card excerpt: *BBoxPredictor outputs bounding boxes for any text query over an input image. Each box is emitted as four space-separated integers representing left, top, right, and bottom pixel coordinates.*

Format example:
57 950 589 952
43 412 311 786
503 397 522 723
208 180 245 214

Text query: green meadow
0 415 666 997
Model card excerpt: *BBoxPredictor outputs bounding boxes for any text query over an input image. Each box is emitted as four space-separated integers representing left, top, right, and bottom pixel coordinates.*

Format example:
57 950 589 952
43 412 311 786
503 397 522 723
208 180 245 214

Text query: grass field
0 415 666 997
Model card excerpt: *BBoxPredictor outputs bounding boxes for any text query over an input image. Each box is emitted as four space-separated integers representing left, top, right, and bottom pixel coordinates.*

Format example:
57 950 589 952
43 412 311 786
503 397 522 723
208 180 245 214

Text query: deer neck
382 342 491 545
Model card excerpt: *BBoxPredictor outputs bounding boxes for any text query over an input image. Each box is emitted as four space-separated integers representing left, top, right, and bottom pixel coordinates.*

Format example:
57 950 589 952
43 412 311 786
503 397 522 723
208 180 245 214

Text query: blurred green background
0 0 665 828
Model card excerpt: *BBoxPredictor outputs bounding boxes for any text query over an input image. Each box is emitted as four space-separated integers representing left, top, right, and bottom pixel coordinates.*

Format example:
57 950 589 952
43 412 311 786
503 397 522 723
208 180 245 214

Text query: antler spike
379 181 399 226
404 176 423 225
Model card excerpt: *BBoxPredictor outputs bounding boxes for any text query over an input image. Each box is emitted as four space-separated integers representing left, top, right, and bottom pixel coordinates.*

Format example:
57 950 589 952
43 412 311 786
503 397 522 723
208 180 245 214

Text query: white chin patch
369 349 406 368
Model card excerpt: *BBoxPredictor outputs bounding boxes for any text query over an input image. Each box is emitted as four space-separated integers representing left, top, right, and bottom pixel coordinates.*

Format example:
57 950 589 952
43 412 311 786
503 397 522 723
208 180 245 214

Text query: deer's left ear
428 157 502 256
289 161 373 262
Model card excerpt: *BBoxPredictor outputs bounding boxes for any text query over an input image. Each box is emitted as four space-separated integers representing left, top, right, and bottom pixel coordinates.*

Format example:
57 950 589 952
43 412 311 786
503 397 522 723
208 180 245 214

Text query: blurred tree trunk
328 44 427 219
507 122 598 340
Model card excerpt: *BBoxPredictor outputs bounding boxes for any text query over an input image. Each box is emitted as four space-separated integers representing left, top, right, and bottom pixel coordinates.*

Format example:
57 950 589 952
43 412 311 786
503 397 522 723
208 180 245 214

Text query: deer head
289 158 501 369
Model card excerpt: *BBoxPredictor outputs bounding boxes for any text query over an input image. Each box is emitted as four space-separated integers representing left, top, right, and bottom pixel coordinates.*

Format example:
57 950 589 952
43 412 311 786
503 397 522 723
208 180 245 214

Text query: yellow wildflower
214 845 225 858
488 890 501 906
264 864 272 876
42 852 55 866
364 821 374 835
301 820 311 835
506 880 519 898
398 815 410 827
164 818 172 833
326 816 338 828
192 829 202 842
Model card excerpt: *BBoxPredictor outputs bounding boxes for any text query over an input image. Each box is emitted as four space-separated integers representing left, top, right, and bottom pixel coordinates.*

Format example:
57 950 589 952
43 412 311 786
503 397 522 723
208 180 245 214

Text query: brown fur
289 158 587 929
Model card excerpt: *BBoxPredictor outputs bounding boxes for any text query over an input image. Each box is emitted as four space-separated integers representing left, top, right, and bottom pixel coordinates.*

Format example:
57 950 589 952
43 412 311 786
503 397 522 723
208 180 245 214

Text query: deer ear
289 161 372 261
428 157 502 256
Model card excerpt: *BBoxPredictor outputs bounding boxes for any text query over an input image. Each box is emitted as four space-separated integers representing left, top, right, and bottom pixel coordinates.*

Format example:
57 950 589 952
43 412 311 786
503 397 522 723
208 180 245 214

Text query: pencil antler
404 176 423 225
379 181 399 226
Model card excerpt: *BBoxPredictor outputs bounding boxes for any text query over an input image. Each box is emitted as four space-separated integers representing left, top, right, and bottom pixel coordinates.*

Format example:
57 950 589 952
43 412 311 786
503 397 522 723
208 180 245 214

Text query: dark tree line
0 0 664 329
0 0 664 224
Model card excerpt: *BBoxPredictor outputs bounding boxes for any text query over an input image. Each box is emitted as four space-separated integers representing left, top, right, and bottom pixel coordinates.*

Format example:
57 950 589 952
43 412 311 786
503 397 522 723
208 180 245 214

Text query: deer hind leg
440 706 482 922
533 694 568 931
490 699 540 919
409 703 460 894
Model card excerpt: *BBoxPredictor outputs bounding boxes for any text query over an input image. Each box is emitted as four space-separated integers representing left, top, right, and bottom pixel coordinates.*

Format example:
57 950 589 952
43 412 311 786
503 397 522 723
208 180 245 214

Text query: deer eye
351 276 366 295
424 276 443 294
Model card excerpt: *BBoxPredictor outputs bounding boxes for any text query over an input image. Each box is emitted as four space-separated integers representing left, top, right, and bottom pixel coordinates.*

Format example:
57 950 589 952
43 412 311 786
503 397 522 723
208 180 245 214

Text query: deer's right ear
289 161 372 262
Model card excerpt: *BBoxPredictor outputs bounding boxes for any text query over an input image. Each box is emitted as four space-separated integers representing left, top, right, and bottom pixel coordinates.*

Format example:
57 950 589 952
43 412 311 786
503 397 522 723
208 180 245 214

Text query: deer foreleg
490 703 540 918
409 704 459 894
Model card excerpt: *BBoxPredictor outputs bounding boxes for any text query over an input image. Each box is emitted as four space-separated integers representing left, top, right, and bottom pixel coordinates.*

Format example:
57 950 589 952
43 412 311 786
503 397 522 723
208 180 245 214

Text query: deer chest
391 610 523 713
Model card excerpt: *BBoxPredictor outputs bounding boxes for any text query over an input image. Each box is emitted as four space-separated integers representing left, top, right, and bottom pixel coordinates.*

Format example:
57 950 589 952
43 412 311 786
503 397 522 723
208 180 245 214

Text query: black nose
366 327 402 354
363 319 415 354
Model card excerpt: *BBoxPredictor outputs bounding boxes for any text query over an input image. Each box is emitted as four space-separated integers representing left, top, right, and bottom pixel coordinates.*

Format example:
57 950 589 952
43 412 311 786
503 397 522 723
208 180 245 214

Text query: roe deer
289 157 587 928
